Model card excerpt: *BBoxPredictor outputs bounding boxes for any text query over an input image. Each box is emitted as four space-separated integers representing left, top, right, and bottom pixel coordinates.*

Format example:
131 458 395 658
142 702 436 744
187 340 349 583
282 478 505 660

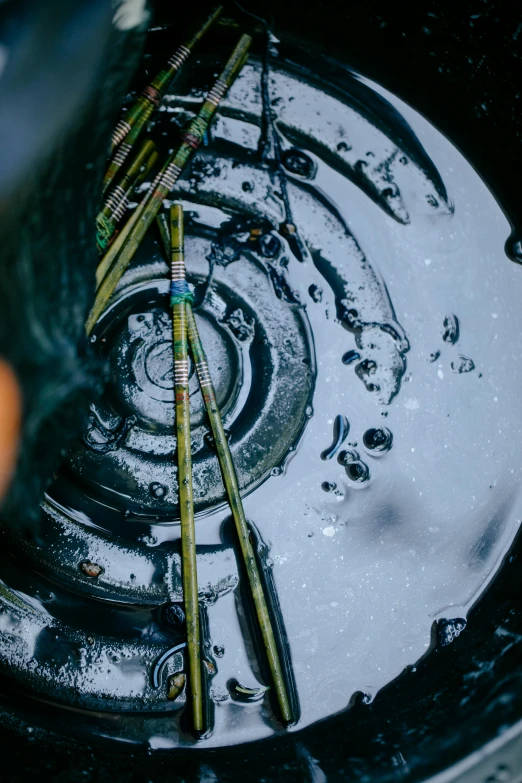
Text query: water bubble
282 149 316 179
363 427 393 455
342 350 361 365
321 481 337 493
442 314 460 345
451 355 475 374
305 405 314 417
321 414 349 460
337 449 359 466
213 644 225 658
90 334 97 343
345 461 370 483
271 466 282 476
242 181 254 193
149 481 168 499
437 618 466 647
308 284 323 302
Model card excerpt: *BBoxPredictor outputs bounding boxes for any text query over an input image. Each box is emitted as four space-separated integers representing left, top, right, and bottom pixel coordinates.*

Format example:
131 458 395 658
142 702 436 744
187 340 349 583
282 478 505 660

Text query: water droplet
442 314 460 344
258 233 281 258
164 603 185 627
363 427 393 455
451 355 475 374
345 461 370 483
337 449 359 466
321 414 350 460
282 149 315 179
149 481 168 499
308 284 323 302
321 481 337 493
342 350 361 365
505 231 522 264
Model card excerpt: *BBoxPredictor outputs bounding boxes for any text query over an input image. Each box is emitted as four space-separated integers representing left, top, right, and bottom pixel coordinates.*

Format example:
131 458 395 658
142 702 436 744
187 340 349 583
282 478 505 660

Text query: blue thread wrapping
170 279 194 305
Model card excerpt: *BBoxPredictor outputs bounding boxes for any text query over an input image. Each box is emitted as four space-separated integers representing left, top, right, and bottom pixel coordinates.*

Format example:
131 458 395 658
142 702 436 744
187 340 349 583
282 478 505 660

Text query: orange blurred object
0 359 21 501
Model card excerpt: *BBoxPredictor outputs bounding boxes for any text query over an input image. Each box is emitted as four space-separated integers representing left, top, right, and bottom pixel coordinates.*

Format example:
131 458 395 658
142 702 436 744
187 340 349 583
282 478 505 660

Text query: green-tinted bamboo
156 213 293 725
96 142 157 253
99 139 156 221
185 310 292 724
96 149 158 254
86 33 252 335
103 102 156 194
170 203 203 732
110 5 223 154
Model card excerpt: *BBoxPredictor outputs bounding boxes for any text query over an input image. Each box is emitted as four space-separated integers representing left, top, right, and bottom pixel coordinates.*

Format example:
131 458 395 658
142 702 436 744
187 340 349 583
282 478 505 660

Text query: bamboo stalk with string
103 103 156 194
96 140 158 253
86 33 252 335
109 5 223 161
156 214 293 725
169 203 203 732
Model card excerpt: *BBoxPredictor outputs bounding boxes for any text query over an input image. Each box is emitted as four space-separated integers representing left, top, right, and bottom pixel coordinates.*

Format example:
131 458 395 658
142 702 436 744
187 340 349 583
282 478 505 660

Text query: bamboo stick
170 203 203 732
86 33 252 335
103 104 156 194
96 140 157 253
156 213 293 725
108 6 223 159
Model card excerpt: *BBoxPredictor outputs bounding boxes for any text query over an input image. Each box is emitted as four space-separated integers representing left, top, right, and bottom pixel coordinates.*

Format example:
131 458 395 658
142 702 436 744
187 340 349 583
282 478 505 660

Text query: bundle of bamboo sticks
91 11 293 735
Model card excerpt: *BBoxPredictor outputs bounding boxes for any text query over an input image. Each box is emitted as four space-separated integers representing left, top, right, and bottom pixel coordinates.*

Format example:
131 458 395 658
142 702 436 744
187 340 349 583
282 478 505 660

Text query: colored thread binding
142 85 161 105
95 213 115 251
180 131 201 150
170 279 194 306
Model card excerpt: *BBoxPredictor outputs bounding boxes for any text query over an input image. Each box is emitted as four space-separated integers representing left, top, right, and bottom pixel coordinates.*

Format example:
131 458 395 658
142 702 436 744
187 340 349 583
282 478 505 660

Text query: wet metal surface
1 34 521 750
